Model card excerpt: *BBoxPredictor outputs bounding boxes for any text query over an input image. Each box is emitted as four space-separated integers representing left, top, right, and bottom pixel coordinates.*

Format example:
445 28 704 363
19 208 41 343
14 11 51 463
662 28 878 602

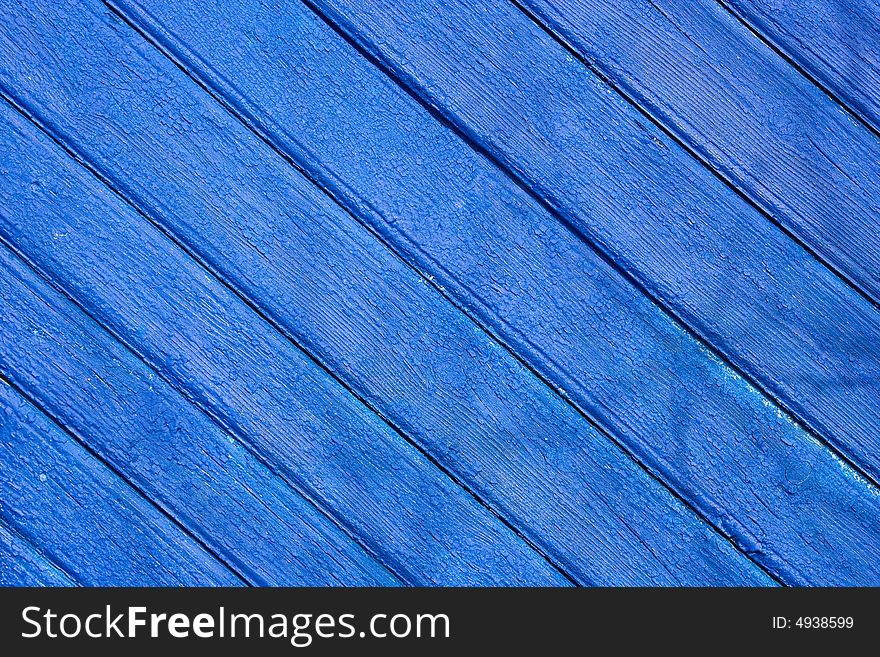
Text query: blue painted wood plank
723 0 880 136
0 106 564 588
0 240 399 588
0 1 770 585
0 380 241 586
515 0 880 306
0 520 77 586
234 0 880 485
77 0 880 583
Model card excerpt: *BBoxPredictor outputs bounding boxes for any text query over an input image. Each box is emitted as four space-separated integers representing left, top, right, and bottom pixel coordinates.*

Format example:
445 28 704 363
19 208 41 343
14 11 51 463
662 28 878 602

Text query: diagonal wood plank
0 381 242 586
73 0 880 583
516 0 880 306
722 0 880 136
0 520 77 586
0 1 771 584
0 109 566 587
261 0 880 484
0 239 400 587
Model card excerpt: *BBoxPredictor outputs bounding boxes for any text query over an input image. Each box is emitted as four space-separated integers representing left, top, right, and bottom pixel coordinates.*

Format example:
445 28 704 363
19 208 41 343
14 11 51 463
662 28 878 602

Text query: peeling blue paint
0 0 877 585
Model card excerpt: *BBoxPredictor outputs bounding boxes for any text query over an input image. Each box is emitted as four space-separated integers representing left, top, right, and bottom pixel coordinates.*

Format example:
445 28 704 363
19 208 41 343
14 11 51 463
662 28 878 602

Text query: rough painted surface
56 0 880 584
724 0 880 135
0 0 877 586
0 224 399 587
276 0 880 485
0 104 568 588
0 381 240 586
517 0 880 304
0 2 771 586
0 521 77 587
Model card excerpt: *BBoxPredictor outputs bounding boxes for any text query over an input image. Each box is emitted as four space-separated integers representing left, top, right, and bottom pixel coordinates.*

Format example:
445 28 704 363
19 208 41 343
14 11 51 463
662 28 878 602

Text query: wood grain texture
517 0 880 305
0 0 773 585
723 0 880 135
275 0 880 485
0 380 240 586
80 0 880 583
0 108 566 588
0 228 399 587
0 520 77 586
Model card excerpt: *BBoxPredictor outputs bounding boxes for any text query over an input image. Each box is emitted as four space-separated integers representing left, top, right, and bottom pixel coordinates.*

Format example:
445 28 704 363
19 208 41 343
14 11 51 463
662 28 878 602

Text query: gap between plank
0 193 406 588
512 0 880 312
0 369 251 586
714 0 880 144
294 0 880 500
0 512 83 586
104 0 790 584
0 95 408 585
0 88 572 587
0 216 406 587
